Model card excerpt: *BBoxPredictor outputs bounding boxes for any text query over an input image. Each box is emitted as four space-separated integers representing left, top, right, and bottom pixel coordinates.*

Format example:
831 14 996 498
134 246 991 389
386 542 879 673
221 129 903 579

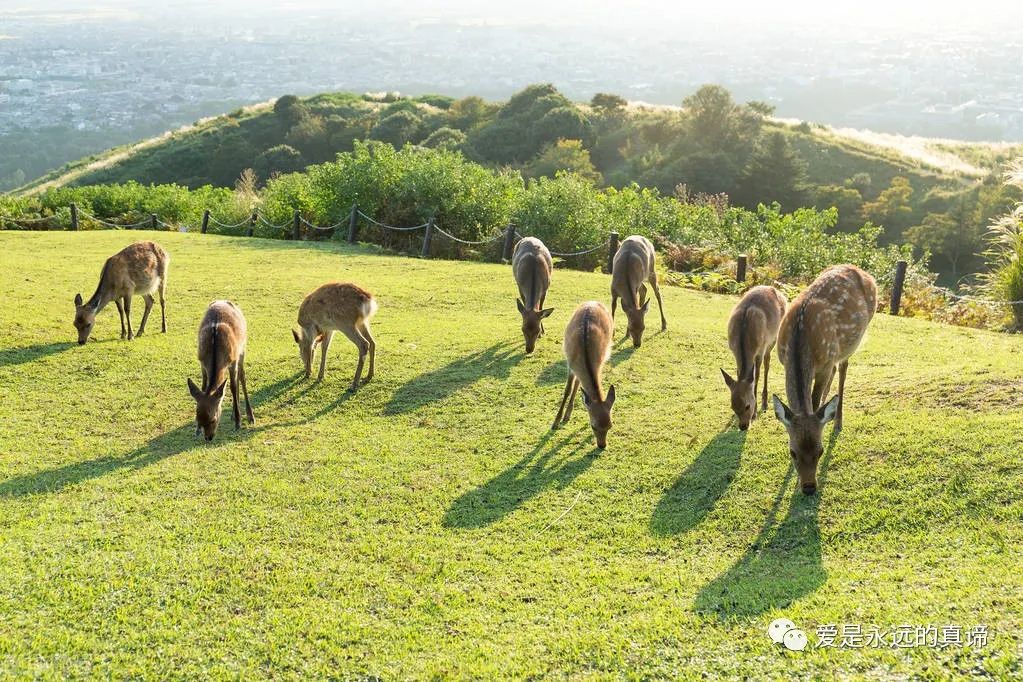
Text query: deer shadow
0 341 75 369
692 432 839 619
443 428 600 529
384 341 523 415
0 371 305 499
650 427 747 537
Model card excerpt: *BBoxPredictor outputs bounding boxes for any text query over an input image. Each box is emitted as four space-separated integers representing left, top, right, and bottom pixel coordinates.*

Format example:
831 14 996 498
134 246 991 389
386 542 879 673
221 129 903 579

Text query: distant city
2 2 1022 190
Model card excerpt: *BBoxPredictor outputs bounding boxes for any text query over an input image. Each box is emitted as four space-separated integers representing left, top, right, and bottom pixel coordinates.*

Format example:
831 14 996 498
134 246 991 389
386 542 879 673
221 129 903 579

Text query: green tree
814 184 864 232
861 176 914 233
273 95 308 129
370 111 422 148
421 126 467 151
735 132 809 211
532 106 593 148
253 144 305 181
747 100 776 117
682 85 761 154
591 93 628 115
524 139 602 184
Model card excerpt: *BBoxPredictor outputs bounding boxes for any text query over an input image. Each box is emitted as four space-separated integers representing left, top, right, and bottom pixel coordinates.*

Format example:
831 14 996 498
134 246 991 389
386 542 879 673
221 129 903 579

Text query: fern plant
981 162 1023 329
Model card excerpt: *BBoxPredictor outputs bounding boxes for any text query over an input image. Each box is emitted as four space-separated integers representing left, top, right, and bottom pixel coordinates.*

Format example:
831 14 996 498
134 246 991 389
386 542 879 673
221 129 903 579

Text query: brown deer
293 282 378 391
551 301 616 448
610 235 666 347
721 285 787 430
512 236 554 353
187 300 254 441
73 241 169 344
773 264 877 494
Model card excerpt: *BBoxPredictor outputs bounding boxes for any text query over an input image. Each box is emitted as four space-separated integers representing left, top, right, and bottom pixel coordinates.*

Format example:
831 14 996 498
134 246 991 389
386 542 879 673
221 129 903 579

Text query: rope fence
8 202 1023 316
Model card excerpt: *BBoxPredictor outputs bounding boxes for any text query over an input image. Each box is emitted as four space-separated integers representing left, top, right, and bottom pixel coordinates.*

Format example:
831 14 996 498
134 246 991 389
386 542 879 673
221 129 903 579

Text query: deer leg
317 330 334 381
835 360 849 432
137 294 154 336
563 375 580 423
358 320 376 382
753 355 762 419
123 296 134 340
611 293 618 319
761 350 771 411
115 299 126 339
340 326 368 391
650 273 667 331
539 293 547 336
812 367 836 411
159 281 167 333
229 363 241 429
552 373 575 429
239 353 254 424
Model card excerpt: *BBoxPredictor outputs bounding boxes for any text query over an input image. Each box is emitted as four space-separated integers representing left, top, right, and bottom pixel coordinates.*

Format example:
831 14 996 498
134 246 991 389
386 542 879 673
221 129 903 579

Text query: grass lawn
1 231 1022 679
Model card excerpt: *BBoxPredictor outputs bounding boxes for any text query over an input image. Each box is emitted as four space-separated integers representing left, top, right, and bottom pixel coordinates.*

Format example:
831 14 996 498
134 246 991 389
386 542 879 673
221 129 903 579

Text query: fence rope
432 225 505 245
208 215 251 229
513 231 608 257
256 215 292 230
1 214 55 225
922 284 1023 307
300 217 344 231
77 209 151 228
357 209 429 232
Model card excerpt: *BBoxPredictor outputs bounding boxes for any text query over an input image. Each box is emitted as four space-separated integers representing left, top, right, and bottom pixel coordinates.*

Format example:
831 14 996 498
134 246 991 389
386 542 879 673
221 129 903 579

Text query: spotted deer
610 235 666 347
73 241 169 344
551 301 616 448
512 236 554 353
721 286 788 430
773 264 877 494
293 282 378 391
188 300 254 441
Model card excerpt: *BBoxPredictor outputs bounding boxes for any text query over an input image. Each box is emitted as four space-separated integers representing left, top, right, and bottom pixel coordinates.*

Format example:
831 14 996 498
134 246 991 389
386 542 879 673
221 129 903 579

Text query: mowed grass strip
0 231 1021 679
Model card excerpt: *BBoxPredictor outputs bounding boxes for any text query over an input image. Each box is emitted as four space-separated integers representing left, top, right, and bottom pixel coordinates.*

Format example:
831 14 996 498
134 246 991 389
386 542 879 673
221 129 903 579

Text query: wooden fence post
737 254 748 283
201 210 210 234
890 260 908 315
347 203 358 244
292 210 301 241
150 213 158 231
606 231 620 274
248 212 257 237
502 224 516 262
70 203 79 231
421 217 435 258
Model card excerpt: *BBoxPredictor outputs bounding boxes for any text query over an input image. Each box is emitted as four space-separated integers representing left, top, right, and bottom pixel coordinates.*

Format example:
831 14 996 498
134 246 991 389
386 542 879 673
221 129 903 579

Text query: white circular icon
783 628 808 651
768 618 796 644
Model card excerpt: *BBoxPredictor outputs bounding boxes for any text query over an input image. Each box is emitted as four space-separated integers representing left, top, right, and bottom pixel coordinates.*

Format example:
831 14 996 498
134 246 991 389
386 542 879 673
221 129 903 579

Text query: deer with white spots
610 235 666 347
512 237 554 353
721 285 787 430
772 264 877 495
552 301 616 448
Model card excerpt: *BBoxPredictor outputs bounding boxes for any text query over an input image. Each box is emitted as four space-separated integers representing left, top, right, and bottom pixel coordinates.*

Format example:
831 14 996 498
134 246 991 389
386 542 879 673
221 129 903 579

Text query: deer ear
605 385 616 406
720 368 736 388
212 378 228 400
641 299 650 313
187 378 202 400
292 328 301 344
74 293 83 306
772 394 793 427
539 307 554 319
516 298 525 314
817 394 840 424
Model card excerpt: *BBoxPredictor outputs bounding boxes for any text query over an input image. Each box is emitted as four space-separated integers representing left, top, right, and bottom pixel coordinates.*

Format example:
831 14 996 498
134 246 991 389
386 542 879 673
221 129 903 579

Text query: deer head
516 299 553 353
772 394 838 495
721 367 756 430
189 377 227 441
72 293 97 345
292 327 320 378
621 297 650 348
581 384 616 448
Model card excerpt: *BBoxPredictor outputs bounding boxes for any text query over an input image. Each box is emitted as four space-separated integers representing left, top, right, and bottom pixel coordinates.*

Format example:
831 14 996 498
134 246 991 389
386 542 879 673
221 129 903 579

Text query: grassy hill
1 231 1021 677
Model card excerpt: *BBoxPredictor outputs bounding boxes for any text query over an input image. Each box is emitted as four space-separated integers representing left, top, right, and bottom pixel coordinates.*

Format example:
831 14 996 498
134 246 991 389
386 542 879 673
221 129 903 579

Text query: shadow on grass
650 427 746 536
692 431 839 619
535 342 638 387
0 342 75 368
0 371 305 499
443 428 600 529
384 341 523 415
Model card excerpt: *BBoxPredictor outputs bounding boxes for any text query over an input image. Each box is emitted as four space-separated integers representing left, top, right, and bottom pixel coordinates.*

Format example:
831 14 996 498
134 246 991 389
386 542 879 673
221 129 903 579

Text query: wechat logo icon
769 618 808 651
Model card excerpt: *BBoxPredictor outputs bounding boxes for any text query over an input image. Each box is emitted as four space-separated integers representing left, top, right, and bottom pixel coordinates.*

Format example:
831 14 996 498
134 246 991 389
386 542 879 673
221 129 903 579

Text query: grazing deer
73 241 169 344
552 301 616 448
293 282 378 391
773 264 877 494
610 235 666 347
187 300 254 441
512 236 554 353
721 285 787 430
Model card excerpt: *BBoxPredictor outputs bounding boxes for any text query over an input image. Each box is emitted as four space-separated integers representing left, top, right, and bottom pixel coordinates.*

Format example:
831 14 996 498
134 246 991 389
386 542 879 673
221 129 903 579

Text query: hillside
1 230 1022 677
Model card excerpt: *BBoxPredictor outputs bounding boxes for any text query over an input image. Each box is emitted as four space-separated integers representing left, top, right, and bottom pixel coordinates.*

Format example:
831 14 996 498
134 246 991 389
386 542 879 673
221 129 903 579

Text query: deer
293 282 378 391
610 235 666 347
772 264 877 495
73 241 169 345
721 285 787 430
551 301 616 448
187 300 254 441
512 236 554 353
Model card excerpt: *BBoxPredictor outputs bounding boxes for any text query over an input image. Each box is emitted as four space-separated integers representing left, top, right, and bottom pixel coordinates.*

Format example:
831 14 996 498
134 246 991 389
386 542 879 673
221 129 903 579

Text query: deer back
512 237 552 310
611 235 655 308
298 282 377 334
563 301 613 400
728 285 786 375
198 300 247 391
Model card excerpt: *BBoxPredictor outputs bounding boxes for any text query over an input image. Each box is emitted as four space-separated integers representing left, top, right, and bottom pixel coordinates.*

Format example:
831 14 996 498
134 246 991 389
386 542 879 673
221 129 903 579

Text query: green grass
1 231 1022 679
